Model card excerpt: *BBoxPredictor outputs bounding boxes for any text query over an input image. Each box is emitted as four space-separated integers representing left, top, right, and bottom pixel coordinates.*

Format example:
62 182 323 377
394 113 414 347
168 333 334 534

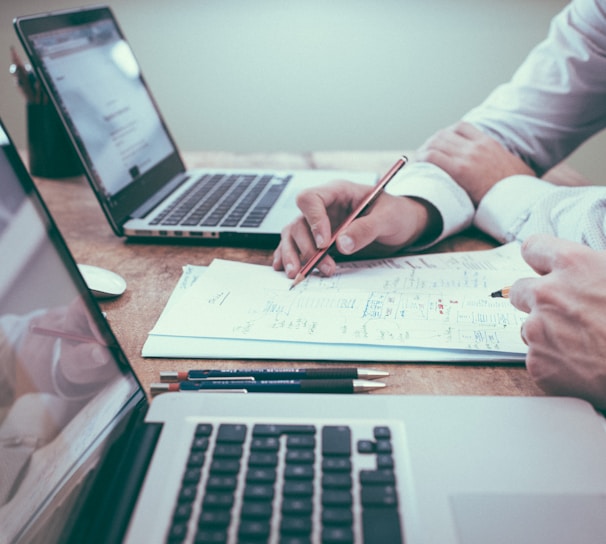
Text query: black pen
160 367 389 382
151 379 385 394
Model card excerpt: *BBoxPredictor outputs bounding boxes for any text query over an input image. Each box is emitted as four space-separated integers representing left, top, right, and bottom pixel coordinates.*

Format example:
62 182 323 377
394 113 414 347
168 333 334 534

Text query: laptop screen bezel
14 5 187 236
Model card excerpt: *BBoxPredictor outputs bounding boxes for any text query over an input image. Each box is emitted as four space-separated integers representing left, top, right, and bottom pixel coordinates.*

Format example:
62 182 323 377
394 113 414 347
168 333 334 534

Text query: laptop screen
0 120 141 543
15 7 186 232
28 18 174 196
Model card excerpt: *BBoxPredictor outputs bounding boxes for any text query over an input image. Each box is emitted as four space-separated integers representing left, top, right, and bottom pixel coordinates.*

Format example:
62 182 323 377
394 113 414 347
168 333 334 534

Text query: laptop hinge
130 173 189 219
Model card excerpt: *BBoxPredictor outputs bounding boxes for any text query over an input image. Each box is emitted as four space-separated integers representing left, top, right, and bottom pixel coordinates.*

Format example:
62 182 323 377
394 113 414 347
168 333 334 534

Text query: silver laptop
2 118 606 544
13 5 375 246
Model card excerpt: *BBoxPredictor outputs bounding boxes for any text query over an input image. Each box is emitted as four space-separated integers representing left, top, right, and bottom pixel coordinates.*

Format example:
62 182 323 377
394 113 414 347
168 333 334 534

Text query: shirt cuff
474 175 559 242
385 162 475 249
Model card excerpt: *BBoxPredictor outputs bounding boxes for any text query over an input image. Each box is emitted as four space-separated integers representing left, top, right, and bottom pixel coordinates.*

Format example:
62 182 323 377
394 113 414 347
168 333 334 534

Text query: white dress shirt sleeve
385 162 475 249
476 176 606 249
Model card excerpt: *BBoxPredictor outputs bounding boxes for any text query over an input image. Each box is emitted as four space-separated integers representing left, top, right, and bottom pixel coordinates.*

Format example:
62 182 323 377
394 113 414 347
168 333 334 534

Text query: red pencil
290 155 408 290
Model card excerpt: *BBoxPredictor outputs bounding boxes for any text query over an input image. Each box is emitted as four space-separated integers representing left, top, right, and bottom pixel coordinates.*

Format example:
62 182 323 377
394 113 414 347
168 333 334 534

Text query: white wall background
2 0 603 183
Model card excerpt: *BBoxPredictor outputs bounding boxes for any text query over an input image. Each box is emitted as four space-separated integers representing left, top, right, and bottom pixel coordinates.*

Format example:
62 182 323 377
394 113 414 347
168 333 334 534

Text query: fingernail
314 233 324 248
92 345 108 366
285 263 296 276
319 262 332 276
338 234 354 254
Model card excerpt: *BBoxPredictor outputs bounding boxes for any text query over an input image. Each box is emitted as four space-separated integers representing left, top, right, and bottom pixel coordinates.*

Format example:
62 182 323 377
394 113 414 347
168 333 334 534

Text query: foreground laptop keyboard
151 173 292 229
166 423 403 543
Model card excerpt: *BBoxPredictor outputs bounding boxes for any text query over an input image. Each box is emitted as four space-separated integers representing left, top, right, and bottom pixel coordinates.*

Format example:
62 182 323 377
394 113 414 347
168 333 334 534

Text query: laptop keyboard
166 422 403 543
150 173 292 229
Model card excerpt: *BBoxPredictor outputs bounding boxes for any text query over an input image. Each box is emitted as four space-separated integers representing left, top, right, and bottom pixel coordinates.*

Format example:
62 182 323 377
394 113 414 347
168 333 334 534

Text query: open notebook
143 244 532 362
2 117 606 544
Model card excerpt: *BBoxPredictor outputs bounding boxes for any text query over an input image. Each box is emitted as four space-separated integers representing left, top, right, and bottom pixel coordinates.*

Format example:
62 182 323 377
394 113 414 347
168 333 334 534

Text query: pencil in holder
27 101 82 179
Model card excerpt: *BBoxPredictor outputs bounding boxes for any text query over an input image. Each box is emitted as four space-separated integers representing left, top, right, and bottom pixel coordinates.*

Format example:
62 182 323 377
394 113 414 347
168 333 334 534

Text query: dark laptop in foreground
13 5 376 246
2 118 606 544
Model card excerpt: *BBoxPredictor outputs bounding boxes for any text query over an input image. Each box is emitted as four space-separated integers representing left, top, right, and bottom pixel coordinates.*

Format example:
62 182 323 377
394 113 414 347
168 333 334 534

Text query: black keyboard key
361 485 398 507
216 424 247 444
282 498 313 516
194 528 227 543
322 458 351 472
361 506 403 543
322 508 353 526
284 465 315 480
167 522 188 542
238 519 271 540
357 440 375 454
280 537 311 544
198 510 231 528
203 492 235 510
241 501 273 519
374 426 391 440
214 444 243 458
322 490 353 507
322 473 352 489
182 467 202 484
195 423 213 436
210 459 240 474
322 426 351 457
248 452 278 467
359 469 396 486
375 440 393 454
251 437 280 451
173 502 192 521
287 435 316 449
286 450 315 464
376 454 395 469
178 485 198 502
246 467 277 483
191 436 210 451
244 484 275 501
188 451 206 467
281 516 312 535
321 526 354 543
283 481 314 497
206 475 238 491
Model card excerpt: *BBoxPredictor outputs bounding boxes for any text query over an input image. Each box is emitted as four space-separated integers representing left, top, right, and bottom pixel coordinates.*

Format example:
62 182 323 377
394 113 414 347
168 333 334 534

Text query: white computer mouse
78 264 127 299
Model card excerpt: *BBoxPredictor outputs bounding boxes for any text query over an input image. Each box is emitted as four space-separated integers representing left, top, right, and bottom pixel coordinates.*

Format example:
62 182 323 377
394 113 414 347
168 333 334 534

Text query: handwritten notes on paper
144 243 534 362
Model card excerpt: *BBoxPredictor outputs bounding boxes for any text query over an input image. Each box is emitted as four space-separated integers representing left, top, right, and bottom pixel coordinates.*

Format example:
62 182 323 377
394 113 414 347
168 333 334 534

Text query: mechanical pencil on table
29 325 104 344
151 379 385 394
160 367 389 382
490 286 510 298
289 155 408 290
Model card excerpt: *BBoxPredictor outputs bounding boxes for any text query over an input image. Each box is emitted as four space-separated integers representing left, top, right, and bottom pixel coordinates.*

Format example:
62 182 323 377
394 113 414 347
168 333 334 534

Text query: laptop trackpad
451 493 606 544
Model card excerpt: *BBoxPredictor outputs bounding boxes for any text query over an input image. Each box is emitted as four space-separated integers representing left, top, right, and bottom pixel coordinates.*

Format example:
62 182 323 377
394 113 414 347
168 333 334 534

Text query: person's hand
416 121 535 206
273 180 441 278
17 298 114 395
509 234 606 410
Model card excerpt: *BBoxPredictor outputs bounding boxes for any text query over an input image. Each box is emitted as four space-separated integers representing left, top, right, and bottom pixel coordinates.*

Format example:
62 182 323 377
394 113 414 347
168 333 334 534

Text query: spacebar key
362 506 403 542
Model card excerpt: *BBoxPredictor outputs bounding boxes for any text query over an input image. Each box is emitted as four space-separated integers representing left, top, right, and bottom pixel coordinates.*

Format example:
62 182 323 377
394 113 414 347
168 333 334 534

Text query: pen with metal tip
160 368 389 382
151 379 386 394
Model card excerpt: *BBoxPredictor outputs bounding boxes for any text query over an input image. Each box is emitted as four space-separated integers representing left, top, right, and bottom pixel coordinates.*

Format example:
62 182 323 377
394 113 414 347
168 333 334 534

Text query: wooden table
33 150 588 399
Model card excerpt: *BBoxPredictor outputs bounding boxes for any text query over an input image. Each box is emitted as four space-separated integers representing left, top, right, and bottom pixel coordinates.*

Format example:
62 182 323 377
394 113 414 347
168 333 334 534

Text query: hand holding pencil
274 155 441 284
